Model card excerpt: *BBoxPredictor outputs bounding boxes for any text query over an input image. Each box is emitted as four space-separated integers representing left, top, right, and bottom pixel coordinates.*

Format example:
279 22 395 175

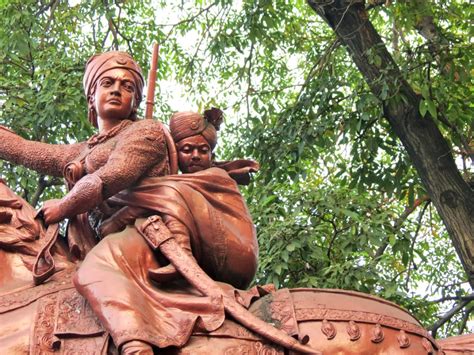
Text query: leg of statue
138 215 321 355
74 221 222 352
73 225 190 351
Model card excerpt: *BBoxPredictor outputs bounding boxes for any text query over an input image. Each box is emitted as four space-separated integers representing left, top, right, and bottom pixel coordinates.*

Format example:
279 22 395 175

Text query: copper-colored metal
321 319 336 340
398 329 411 349
371 323 385 343
347 320 361 341
145 42 159 120
138 215 320 354
423 337 435 354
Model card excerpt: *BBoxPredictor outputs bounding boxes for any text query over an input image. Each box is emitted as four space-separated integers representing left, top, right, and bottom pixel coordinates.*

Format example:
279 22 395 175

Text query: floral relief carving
0 268 75 314
30 293 61 355
54 288 104 336
294 307 432 340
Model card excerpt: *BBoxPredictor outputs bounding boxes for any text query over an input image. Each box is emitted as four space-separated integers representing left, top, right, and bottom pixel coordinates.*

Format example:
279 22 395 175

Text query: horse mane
0 181 46 258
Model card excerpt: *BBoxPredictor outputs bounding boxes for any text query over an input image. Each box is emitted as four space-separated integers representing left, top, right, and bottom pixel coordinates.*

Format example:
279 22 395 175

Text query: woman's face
176 135 212 173
94 68 136 121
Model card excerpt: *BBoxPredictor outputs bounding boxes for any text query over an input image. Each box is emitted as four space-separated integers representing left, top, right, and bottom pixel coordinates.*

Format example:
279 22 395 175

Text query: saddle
24 281 289 354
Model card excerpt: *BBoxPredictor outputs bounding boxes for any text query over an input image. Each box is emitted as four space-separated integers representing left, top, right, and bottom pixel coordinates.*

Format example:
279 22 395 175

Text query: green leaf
419 99 428 117
426 99 438 119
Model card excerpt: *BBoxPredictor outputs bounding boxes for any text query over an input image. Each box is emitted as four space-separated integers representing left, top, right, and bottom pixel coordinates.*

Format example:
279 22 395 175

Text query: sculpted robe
74 167 259 349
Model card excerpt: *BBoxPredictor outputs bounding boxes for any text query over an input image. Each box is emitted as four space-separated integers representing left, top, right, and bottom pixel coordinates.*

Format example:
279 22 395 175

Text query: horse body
0 182 470 354
1 293 36 354
0 245 78 355
0 249 32 293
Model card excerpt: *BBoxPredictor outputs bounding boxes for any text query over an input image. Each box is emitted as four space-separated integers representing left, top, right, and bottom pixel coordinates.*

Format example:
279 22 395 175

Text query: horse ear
203 107 224 131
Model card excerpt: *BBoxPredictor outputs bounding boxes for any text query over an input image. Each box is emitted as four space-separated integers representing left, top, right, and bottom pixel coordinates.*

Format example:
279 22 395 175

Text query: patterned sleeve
93 120 168 199
0 126 87 177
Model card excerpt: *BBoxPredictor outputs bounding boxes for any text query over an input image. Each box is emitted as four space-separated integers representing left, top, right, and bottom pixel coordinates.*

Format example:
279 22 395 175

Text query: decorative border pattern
30 292 60 355
0 268 76 314
294 307 438 346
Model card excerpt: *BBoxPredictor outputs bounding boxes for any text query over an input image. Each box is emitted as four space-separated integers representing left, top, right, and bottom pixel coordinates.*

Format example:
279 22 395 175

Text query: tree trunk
307 0 474 287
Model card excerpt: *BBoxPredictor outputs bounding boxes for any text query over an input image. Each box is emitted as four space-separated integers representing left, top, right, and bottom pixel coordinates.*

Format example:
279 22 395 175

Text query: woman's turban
170 108 223 150
83 51 144 126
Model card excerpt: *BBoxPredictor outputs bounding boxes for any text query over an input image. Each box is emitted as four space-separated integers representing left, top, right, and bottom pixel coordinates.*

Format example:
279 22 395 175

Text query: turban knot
170 108 223 150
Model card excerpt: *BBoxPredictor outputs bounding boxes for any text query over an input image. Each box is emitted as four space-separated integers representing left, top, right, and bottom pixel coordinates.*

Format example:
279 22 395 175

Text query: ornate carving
371 323 384 343
193 320 262 341
28 286 110 355
0 268 75 314
254 341 284 354
294 307 433 340
347 320 361 341
60 333 110 355
30 293 61 355
54 288 104 336
206 205 227 271
321 319 337 340
224 344 254 355
397 329 410 348
222 341 284 355
268 289 299 337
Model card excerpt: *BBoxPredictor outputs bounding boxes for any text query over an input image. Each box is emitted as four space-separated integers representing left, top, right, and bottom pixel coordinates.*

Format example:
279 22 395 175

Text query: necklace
87 120 133 148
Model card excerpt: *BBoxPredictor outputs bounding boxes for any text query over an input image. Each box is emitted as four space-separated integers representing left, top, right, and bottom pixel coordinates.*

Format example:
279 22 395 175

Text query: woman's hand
40 199 65 225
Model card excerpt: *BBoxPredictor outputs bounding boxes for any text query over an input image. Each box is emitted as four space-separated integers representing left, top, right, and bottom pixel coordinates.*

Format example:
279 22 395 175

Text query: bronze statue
0 51 316 354
73 110 265 354
0 50 465 354
0 51 170 260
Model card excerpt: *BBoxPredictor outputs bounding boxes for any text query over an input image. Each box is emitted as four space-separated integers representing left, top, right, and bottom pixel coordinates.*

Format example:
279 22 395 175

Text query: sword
138 216 321 355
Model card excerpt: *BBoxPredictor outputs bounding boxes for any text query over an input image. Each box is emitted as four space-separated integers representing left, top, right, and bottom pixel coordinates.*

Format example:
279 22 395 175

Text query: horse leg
0 301 36 354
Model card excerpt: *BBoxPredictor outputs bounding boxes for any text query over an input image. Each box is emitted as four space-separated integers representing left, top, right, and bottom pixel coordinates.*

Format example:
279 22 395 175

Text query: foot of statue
121 340 153 355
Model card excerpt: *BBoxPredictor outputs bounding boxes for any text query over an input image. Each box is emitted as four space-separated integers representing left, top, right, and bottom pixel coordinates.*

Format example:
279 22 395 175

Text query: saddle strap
32 223 60 285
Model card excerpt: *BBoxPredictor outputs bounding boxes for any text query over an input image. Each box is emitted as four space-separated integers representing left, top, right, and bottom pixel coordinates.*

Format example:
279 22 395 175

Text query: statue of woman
0 52 299 354
74 110 261 354
0 51 170 258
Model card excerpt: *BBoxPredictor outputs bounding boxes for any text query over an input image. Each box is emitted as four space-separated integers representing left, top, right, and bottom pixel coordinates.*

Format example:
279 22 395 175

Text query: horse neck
0 248 35 294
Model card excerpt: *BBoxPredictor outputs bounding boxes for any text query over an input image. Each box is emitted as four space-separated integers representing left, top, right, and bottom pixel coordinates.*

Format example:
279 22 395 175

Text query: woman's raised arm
0 125 86 177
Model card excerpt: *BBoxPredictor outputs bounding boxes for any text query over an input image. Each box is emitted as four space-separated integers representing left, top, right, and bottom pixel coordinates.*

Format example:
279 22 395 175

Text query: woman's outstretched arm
0 126 86 177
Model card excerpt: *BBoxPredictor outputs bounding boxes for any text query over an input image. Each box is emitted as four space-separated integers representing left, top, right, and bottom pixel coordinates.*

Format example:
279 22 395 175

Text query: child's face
176 135 212 173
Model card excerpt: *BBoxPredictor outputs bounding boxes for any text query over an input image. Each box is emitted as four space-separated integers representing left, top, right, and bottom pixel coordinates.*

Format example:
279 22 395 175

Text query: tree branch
373 195 430 261
245 42 254 123
430 299 473 338
458 305 473 335
431 292 474 304
163 2 218 42
405 200 430 288
308 0 474 287
30 175 63 207
35 0 57 17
